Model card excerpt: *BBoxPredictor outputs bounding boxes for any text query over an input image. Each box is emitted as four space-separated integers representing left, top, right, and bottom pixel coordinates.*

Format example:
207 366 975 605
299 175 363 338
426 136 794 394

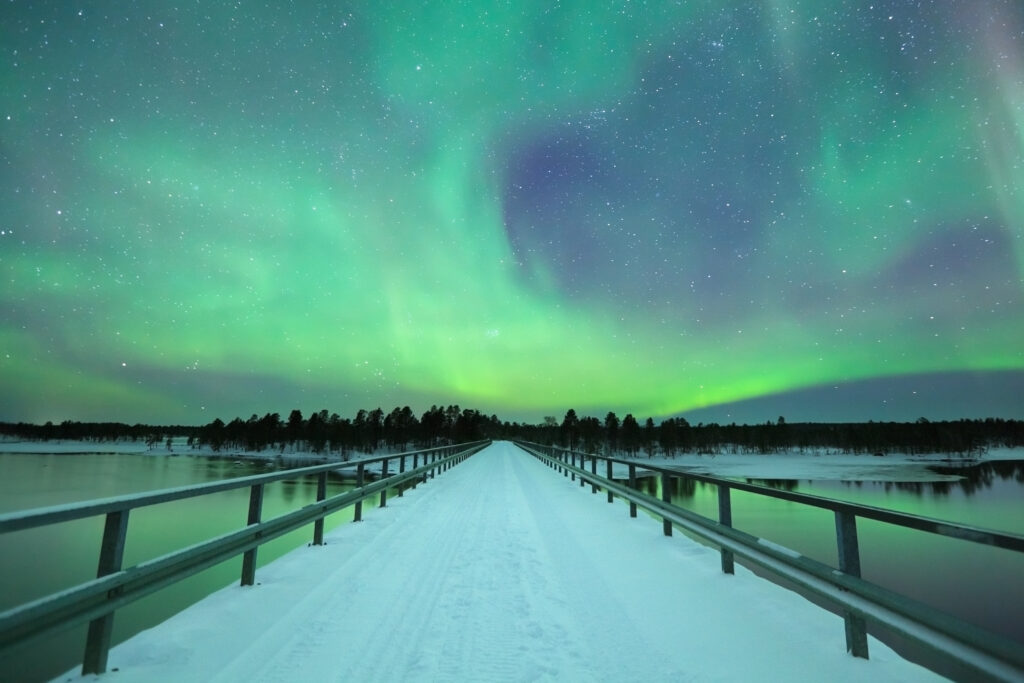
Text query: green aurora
1 1 1022 424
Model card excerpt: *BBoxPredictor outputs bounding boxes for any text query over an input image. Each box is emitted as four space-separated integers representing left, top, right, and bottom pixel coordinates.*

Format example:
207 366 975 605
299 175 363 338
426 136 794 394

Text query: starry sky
2 1 1023 426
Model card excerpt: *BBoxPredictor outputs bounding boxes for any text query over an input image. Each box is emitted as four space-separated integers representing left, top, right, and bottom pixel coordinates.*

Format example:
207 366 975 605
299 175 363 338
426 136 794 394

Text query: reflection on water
743 460 1023 497
732 460 1024 498
924 459 1024 495
749 479 799 491
281 478 300 503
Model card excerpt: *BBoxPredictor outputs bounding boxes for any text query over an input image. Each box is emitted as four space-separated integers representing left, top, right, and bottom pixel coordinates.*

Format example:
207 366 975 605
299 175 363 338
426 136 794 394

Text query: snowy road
74 442 939 682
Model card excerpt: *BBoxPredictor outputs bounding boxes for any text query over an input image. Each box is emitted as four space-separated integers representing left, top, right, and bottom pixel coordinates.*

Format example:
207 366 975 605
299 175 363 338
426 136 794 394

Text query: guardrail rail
0 440 490 675
513 440 1024 683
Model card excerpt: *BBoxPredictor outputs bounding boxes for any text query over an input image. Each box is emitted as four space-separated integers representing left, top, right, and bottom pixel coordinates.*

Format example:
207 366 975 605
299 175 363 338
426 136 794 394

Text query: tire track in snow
362 459 501 682
426 446 581 681
503 446 696 681
209 464 480 682
212 444 572 682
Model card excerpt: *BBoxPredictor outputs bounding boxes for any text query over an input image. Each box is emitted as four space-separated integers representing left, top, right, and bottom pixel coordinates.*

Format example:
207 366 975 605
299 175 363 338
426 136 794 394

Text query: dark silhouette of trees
420 405 445 446
3 410 1021 461
384 406 417 450
561 409 579 450
327 413 349 455
604 412 620 454
367 408 384 451
352 410 368 451
306 410 329 453
452 408 481 442
444 405 461 441
579 416 603 453
207 418 225 451
286 410 304 443
620 414 641 456
643 417 656 457
659 417 678 458
259 412 283 450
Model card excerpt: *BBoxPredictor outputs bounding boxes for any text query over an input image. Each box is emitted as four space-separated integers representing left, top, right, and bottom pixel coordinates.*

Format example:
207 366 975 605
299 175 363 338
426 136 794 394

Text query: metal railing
0 440 490 675
513 440 1024 683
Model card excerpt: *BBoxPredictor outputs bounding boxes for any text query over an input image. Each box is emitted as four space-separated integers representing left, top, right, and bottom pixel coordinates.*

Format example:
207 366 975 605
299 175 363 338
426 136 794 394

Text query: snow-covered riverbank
0 437 370 465
3 438 1018 483
630 447 1022 482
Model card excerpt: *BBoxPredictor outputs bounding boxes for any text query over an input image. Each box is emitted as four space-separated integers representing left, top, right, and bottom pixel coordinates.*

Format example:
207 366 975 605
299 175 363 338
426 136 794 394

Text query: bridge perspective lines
56 441 942 682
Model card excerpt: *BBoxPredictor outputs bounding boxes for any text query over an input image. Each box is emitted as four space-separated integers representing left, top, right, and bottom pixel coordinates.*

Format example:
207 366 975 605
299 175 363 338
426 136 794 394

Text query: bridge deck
77 441 939 681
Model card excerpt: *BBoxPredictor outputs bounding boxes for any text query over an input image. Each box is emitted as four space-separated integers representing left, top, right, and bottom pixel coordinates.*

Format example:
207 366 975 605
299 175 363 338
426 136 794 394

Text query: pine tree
605 412 620 454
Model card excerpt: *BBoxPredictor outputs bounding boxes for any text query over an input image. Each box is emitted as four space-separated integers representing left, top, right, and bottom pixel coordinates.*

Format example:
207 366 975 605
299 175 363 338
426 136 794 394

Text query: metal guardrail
513 440 1024 683
0 440 490 675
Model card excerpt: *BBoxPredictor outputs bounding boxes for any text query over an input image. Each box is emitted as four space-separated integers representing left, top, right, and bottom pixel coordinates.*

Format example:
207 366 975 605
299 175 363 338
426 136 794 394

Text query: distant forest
3 407 1023 458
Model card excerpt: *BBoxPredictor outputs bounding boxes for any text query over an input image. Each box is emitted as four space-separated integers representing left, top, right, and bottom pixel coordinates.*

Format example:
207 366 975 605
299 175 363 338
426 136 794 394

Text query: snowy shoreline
1 438 1020 483
633 447 1023 482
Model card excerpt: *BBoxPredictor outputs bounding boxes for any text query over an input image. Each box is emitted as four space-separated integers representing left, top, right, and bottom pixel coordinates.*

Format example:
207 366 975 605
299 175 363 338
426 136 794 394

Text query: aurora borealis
2 2 1023 425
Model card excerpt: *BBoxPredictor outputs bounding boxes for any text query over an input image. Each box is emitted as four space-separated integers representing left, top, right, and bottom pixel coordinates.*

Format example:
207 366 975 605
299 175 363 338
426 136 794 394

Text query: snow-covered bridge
60 441 944 682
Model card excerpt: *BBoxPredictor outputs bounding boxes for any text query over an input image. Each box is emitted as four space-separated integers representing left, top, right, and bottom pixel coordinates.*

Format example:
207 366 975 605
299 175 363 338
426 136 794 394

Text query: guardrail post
398 455 406 497
354 463 365 522
661 472 673 536
580 454 586 488
606 459 614 503
81 509 130 675
835 510 869 659
718 484 734 574
380 458 389 507
570 452 576 481
628 463 637 518
313 472 327 545
590 455 598 493
240 484 264 586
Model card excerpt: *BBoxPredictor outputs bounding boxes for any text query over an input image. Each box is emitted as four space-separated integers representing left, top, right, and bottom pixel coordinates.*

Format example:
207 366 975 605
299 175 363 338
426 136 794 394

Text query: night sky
2 2 1023 426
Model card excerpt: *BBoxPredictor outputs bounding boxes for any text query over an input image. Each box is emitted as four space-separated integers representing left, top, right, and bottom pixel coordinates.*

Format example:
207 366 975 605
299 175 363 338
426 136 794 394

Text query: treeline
0 409 499 456
2 409 1023 458
0 406 502 456
0 420 195 445
196 406 499 454
537 412 1024 457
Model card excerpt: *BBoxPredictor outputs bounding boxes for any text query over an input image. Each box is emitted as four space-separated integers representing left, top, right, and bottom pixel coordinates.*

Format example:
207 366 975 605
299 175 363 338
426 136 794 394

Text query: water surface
0 451 364 682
